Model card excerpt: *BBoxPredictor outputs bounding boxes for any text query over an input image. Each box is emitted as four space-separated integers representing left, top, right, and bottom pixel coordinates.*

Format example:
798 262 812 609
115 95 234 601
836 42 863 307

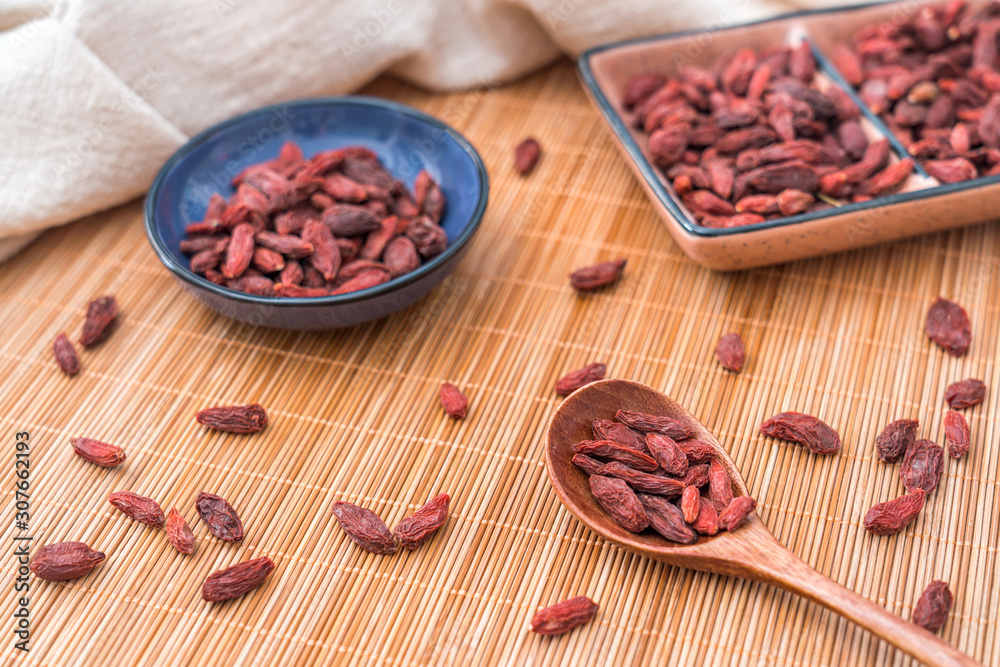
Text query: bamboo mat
1 60 999 667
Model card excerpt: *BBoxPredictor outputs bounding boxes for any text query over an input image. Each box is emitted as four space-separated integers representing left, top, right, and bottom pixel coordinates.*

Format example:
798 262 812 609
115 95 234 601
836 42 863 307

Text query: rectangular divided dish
579 0 1000 270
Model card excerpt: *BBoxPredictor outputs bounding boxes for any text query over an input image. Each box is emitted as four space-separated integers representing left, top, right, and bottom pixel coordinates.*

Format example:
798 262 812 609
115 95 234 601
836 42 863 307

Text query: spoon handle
742 541 980 667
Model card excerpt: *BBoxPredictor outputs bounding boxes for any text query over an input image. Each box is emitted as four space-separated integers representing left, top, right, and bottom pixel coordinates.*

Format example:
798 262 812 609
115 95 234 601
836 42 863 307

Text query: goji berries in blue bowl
144 96 489 330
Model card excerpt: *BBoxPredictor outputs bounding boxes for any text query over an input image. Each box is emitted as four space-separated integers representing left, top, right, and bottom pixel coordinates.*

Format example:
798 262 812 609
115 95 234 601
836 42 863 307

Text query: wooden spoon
545 379 980 667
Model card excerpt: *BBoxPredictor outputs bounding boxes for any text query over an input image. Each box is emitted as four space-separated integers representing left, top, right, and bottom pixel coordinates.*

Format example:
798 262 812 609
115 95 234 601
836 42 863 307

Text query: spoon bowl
545 379 980 667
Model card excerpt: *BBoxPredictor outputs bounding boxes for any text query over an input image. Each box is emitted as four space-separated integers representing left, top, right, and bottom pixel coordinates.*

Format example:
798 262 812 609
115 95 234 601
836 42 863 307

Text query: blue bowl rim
576 0 1000 239
144 95 490 307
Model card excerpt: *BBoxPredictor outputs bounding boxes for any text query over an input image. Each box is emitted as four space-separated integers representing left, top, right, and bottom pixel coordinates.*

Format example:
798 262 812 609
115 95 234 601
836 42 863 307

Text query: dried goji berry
555 363 606 395
439 383 469 419
913 580 953 633
30 542 105 581
332 501 397 554
864 489 925 535
589 475 649 532
393 493 450 549
530 596 599 635
108 491 165 527
760 412 841 454
202 557 275 602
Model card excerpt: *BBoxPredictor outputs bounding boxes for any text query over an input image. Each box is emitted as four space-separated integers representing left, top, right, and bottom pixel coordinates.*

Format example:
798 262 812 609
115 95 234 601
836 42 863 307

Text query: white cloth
0 0 821 259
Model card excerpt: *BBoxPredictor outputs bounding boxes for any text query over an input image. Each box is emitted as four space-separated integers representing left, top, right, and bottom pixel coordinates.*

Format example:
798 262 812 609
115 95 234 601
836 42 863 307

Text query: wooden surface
1 60 998 666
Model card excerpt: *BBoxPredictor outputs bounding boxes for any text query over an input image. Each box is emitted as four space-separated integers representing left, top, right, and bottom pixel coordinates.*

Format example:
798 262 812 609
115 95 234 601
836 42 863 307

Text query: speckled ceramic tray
579 1 1000 271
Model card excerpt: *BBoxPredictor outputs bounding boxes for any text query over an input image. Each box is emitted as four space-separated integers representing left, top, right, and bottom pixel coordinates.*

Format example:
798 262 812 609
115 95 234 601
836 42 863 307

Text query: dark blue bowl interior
145 97 488 328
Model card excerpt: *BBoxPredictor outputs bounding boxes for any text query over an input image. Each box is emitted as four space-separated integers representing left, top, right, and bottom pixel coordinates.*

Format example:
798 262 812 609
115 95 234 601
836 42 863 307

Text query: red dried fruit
913 580 953 633
722 48 757 95
301 220 340 281
439 383 468 419
328 268 390 295
860 158 914 196
864 489 925 535
645 433 688 476
681 485 701 523
30 542 105 581
221 223 255 279
736 194 779 214
191 247 224 273
876 419 919 463
596 461 685 496
359 216 396 262
715 332 745 373
704 159 735 199
332 501 397 554
383 236 421 278
555 362 606 395
715 126 778 154
745 160 820 193
514 138 542 175
165 507 196 554
530 596 599 635
406 216 448 258
944 410 970 458
180 235 227 254
624 74 666 110
322 205 381 237
569 259 627 292
196 403 268 434
79 295 118 347
184 145 443 298
649 125 691 167
275 283 328 297
592 418 647 452
759 412 842 454
71 437 126 468
572 453 605 476
414 170 446 222
718 496 756 531
615 410 690 439
926 298 971 356
926 157 978 182
279 259 304 287
677 441 716 464
573 440 658 472
901 438 945 494
393 493 450 549
108 491 165 527
776 188 815 215
53 332 80 376
638 493 697 544
746 64 772 102
202 557 275 602
945 378 986 409
196 492 244 543
321 173 367 203
253 231 314 258
708 459 734 511
682 190 735 218
691 497 720 536
227 275 276 296
589 475 649 532
682 463 710 487
789 42 816 82
831 44 863 86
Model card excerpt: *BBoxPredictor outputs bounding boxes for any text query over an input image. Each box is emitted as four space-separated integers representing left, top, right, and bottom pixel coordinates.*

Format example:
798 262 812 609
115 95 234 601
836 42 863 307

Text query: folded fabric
0 0 835 262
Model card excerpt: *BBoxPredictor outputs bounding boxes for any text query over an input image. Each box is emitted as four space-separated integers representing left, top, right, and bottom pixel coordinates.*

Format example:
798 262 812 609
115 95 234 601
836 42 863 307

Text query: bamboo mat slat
1 60 998 666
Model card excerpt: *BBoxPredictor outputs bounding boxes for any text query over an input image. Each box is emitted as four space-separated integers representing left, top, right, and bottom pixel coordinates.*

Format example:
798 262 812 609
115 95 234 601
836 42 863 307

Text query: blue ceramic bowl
144 96 489 330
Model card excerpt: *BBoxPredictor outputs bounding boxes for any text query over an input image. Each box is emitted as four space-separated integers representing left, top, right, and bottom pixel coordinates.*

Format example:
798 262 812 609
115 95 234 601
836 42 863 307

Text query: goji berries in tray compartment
578 1 1000 271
